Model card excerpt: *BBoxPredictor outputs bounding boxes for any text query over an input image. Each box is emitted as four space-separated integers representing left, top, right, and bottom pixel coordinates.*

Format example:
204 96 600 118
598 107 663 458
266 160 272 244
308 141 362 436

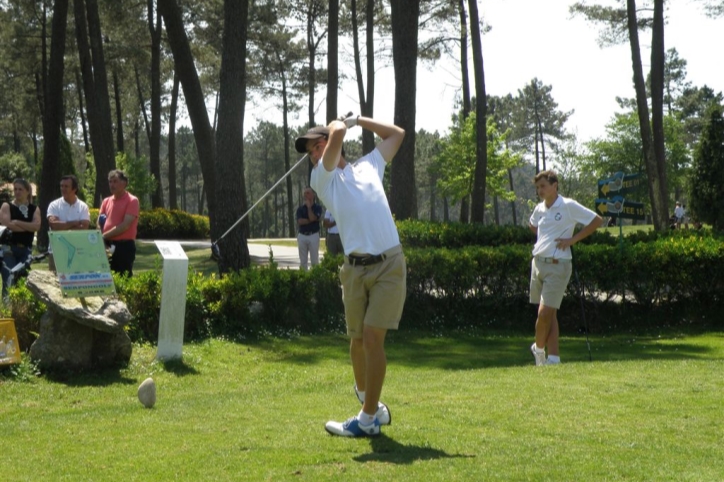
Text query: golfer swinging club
529 170 602 366
295 115 405 437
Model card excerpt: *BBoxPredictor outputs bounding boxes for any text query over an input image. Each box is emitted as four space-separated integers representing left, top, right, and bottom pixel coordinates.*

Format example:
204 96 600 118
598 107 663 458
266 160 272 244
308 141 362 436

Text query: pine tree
689 103 724 230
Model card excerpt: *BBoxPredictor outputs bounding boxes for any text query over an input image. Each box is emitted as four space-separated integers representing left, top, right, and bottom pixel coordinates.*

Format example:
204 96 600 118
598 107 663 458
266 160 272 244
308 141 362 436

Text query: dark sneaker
325 416 381 437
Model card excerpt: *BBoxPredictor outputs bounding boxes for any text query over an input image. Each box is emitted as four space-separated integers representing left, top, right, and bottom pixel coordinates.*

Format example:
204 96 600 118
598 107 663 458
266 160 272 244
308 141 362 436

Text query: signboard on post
595 196 646 220
49 230 115 297
597 172 643 198
155 241 188 361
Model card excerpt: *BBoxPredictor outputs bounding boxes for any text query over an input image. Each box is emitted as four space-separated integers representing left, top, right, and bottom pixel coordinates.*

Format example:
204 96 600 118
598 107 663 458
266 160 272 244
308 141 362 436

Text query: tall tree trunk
458 0 471 116
159 0 217 221
534 97 547 172
38 0 69 250
39 4 47 118
326 0 338 123
85 0 115 202
534 128 540 173
277 50 295 238
148 0 164 208
389 0 419 220
508 168 517 225
306 6 317 128
493 195 500 225
363 0 375 152
113 68 124 153
468 0 488 223
458 0 471 226
135 65 152 142
351 0 374 154
459 196 469 223
168 73 180 210
75 70 90 153
626 0 665 230
650 0 669 229
214 0 251 272
134 119 140 160
429 171 437 221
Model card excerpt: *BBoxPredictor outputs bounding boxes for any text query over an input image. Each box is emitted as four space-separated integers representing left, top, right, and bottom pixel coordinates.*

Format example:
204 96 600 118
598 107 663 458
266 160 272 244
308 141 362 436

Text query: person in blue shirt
296 186 322 270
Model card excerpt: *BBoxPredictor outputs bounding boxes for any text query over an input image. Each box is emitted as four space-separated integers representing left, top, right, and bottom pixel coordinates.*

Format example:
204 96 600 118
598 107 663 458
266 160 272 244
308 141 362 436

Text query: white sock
547 355 560 363
358 409 375 426
534 345 545 353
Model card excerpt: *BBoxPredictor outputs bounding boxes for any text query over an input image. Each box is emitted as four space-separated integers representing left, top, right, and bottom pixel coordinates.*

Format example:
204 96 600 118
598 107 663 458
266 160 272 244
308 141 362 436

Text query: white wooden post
154 241 188 361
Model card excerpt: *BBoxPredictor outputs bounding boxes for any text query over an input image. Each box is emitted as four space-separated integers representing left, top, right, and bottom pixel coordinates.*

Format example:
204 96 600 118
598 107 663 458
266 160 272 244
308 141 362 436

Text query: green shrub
6 233 723 347
89 208 210 239
397 219 534 248
7 278 47 352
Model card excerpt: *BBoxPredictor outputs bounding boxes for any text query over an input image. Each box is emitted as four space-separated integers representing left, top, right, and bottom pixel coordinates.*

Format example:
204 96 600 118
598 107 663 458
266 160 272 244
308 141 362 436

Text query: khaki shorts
529 257 572 310
340 246 406 338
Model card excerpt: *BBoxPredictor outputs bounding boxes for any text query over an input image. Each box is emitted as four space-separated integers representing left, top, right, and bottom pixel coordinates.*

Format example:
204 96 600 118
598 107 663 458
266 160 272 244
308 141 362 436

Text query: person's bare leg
361 325 387 416
546 314 560 356
350 337 365 392
535 304 556 349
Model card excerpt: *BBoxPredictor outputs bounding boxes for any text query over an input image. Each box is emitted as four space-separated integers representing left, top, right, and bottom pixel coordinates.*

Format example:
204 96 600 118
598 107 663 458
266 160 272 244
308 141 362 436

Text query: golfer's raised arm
322 120 346 172
358 117 405 163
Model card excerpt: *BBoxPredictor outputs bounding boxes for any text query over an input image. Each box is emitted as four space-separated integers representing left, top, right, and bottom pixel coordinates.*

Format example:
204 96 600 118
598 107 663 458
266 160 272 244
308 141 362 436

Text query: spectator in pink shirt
99 170 139 277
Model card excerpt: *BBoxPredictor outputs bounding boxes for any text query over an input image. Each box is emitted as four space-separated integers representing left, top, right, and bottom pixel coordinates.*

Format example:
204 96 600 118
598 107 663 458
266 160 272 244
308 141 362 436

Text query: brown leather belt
346 245 403 267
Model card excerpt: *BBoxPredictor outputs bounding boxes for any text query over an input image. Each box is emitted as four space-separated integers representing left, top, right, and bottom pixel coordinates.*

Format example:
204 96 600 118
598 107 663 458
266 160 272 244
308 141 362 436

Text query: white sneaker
354 386 391 425
325 416 381 437
375 402 391 426
545 358 560 365
530 343 546 366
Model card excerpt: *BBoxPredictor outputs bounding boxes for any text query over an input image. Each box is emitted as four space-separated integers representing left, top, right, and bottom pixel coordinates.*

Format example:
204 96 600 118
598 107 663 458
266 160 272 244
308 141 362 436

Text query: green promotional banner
49 230 115 297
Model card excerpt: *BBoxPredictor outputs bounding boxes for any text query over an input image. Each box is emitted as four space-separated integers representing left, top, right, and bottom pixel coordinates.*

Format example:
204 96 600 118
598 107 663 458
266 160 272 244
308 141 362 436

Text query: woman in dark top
0 178 41 295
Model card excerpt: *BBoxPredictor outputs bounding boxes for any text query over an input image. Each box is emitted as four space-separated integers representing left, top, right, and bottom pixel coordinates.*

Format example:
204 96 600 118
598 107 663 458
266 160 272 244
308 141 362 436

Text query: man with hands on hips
528 170 602 366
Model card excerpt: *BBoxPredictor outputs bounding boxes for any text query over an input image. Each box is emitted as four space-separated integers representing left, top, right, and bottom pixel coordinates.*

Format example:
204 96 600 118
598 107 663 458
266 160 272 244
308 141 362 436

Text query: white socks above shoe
358 409 375 426
534 345 545 354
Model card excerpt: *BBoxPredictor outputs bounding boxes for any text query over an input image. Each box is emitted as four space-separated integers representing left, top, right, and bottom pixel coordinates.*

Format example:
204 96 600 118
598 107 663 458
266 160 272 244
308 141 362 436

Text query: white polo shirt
324 210 339 234
311 148 399 256
529 195 597 260
47 196 91 225
46 196 91 254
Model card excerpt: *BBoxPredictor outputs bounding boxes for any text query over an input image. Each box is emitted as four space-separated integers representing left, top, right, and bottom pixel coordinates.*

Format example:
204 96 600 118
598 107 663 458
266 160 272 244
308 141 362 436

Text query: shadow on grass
353 433 474 464
43 367 136 387
248 330 724 371
160 358 200 376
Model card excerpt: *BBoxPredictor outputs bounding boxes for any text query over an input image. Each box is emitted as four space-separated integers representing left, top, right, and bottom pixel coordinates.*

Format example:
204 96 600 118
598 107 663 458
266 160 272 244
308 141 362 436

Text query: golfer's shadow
353 433 474 464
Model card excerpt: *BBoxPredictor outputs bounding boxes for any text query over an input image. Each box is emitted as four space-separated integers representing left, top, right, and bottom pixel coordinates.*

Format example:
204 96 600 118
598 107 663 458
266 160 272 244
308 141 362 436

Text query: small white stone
138 377 156 408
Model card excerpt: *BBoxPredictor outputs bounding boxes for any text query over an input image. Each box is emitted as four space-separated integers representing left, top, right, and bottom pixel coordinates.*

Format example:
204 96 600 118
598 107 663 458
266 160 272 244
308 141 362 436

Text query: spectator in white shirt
47 175 90 271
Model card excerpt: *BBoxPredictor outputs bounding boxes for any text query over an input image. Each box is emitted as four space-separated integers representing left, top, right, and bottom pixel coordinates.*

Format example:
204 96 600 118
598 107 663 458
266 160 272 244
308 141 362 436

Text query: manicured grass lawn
3 331 723 481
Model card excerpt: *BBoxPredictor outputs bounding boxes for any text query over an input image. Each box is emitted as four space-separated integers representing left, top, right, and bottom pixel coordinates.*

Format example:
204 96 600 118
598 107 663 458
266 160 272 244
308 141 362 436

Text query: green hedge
9 221 724 346
396 219 721 248
9 234 723 347
89 208 210 239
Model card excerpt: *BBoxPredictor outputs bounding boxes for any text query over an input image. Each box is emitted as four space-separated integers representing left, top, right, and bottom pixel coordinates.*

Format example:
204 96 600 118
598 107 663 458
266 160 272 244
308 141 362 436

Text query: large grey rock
138 377 156 408
27 270 132 371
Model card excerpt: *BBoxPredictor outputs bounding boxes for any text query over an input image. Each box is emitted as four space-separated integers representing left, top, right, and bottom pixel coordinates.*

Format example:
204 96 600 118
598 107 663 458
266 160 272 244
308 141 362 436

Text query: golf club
211 152 309 261
570 246 592 361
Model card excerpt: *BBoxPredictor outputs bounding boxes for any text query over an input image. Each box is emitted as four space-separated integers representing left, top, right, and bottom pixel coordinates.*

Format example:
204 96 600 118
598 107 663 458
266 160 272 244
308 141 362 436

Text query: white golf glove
342 114 359 128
